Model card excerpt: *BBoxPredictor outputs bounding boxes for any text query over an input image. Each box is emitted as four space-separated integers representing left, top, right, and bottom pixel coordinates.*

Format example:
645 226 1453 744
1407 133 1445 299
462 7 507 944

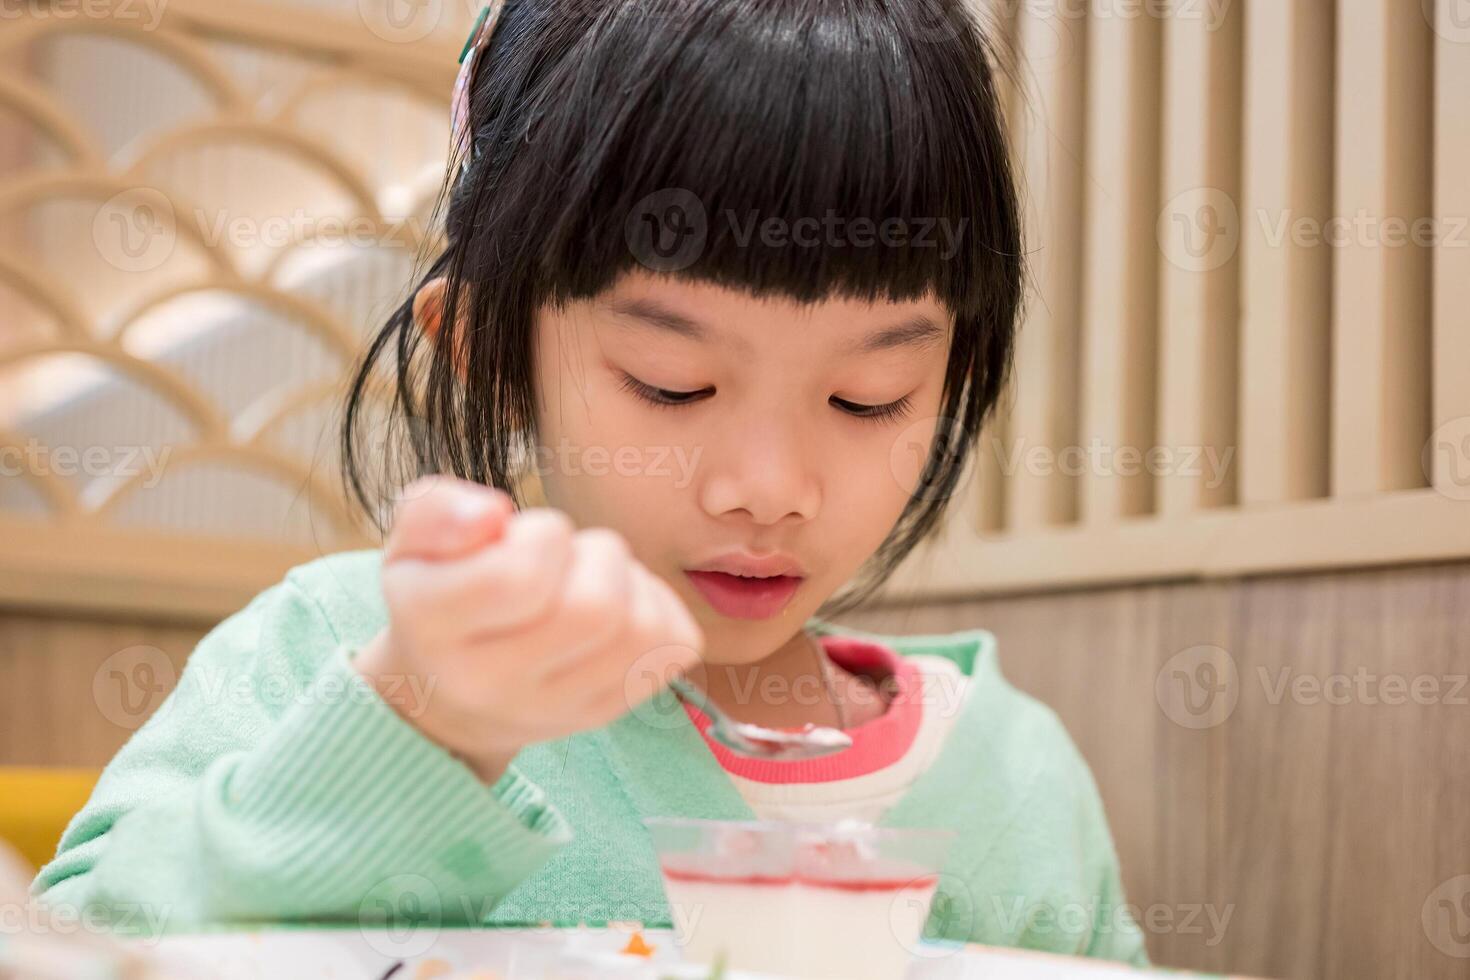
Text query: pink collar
682 635 924 784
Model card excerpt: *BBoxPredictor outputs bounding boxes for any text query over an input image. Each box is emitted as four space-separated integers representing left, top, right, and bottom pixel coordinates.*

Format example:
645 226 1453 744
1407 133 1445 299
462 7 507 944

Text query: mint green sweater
33 550 1149 968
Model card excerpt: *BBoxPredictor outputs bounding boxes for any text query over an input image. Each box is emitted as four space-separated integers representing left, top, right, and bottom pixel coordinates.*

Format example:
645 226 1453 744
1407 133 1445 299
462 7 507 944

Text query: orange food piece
620 931 656 957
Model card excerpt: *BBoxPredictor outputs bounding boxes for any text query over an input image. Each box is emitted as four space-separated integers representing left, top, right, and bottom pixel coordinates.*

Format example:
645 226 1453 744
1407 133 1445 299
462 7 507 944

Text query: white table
139 926 1224 979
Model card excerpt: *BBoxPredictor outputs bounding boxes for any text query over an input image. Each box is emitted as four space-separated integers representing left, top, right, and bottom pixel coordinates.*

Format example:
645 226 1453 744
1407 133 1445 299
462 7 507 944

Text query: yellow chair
0 767 101 872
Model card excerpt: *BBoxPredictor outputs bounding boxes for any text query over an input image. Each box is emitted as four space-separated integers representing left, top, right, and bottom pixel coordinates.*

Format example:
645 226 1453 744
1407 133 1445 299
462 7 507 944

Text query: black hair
341 0 1024 616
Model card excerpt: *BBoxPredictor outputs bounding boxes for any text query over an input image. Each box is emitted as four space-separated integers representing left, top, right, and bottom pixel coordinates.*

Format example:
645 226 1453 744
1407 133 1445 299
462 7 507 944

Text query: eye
618 374 710 408
620 372 914 424
832 394 915 424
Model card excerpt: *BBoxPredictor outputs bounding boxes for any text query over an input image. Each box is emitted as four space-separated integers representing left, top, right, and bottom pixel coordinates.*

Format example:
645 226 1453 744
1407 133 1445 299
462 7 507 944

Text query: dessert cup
645 817 955 980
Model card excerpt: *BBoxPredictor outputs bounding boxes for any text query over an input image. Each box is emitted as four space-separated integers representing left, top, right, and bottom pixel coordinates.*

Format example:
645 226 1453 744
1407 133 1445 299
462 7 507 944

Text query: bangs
463 0 1018 315
345 0 1023 613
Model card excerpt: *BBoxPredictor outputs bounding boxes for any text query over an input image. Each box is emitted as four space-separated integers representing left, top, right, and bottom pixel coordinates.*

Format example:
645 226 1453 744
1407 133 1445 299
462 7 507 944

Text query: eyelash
617 375 914 424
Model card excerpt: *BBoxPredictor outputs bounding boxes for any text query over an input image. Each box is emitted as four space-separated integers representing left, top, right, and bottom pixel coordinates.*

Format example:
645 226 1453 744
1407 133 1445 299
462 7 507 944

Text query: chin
693 612 811 666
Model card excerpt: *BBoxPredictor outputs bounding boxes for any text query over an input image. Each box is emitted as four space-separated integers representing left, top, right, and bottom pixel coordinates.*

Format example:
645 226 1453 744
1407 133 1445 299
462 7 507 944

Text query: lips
685 570 804 620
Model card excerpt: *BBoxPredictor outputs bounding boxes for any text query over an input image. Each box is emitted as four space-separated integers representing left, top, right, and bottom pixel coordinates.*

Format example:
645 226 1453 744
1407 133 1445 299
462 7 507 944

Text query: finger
596 627 702 721
383 508 576 637
385 476 515 563
522 528 637 679
451 507 578 635
545 558 662 698
549 563 702 710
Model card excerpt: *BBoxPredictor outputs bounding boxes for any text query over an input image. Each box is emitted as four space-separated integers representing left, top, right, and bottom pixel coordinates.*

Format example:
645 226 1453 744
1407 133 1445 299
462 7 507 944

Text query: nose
697 413 821 527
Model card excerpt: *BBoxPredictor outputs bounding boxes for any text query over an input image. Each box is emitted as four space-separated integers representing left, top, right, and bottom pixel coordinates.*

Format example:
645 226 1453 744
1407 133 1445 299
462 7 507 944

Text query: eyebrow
602 298 947 356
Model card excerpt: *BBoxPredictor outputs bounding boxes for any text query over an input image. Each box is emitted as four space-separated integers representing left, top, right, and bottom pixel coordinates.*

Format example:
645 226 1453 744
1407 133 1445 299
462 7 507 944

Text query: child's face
531 268 953 666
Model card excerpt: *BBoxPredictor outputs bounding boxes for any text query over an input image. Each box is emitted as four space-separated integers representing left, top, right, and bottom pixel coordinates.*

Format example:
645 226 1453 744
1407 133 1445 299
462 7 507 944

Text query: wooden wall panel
1307 569 1470 979
1156 0 1243 514
1216 573 1344 980
0 614 205 767
1238 0 1334 506
1432 2 1470 500
1330 0 1434 496
1007 0 1086 530
847 560 1470 980
1076 1 1162 523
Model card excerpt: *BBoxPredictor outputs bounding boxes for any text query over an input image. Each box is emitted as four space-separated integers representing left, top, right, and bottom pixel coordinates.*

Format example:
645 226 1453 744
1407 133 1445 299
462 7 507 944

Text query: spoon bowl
667 676 852 761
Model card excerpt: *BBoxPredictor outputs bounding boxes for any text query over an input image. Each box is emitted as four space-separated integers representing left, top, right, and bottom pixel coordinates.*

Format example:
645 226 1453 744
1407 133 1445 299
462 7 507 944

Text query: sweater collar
595 619 1002 831
680 635 926 784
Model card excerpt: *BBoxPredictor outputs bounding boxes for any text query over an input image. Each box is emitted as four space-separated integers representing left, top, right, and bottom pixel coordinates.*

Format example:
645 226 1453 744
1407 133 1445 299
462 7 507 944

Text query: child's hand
355 476 705 784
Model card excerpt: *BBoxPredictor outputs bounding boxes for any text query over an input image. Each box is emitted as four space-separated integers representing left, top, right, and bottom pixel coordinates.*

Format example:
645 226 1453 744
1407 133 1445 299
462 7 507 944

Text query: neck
686 631 877 730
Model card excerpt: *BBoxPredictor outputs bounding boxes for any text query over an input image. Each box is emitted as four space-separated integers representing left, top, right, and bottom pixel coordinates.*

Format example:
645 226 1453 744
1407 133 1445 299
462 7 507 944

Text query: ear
412 276 469 379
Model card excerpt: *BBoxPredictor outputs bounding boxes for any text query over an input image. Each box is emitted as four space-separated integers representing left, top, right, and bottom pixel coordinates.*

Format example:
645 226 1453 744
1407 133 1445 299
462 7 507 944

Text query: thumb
385 475 515 563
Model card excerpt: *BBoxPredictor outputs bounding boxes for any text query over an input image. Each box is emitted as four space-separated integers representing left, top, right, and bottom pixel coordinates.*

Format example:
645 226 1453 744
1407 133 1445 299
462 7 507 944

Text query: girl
35 0 1149 967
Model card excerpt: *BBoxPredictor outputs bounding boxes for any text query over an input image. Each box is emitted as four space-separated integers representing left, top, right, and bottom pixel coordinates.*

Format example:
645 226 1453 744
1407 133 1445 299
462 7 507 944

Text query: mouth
684 570 805 621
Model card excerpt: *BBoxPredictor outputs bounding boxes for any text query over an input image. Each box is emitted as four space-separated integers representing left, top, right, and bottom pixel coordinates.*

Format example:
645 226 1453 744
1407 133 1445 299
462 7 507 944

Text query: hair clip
451 0 507 175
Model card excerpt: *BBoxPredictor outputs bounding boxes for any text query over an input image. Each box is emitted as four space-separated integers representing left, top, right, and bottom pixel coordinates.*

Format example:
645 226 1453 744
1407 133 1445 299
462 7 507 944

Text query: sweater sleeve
31 577 572 935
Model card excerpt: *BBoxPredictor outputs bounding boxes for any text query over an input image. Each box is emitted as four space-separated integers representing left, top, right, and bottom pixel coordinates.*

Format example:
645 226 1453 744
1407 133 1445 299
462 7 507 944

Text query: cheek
824 456 916 556
530 331 675 527
883 413 946 506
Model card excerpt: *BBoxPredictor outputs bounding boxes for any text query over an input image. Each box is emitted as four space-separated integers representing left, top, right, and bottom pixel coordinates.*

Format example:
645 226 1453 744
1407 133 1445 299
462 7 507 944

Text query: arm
31 578 571 935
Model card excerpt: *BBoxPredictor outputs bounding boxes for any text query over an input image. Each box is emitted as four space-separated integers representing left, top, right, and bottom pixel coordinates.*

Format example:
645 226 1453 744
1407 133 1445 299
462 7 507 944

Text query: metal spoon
667 675 853 760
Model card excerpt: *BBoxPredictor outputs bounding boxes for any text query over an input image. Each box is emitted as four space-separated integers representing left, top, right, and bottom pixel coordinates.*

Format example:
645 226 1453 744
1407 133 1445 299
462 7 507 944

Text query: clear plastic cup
645 817 955 980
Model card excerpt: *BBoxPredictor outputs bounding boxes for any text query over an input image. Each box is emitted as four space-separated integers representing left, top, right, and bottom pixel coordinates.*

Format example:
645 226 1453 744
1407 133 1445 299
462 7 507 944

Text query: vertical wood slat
1077 0 1163 524
1432 1 1470 500
966 395 1010 535
1330 0 1434 497
1238 0 1334 506
1156 0 1243 514
1006 0 1085 531
975 0 1023 131
961 0 1022 538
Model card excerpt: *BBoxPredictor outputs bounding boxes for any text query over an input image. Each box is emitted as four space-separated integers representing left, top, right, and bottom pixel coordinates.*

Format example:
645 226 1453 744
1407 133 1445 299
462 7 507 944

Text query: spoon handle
666 675 718 718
